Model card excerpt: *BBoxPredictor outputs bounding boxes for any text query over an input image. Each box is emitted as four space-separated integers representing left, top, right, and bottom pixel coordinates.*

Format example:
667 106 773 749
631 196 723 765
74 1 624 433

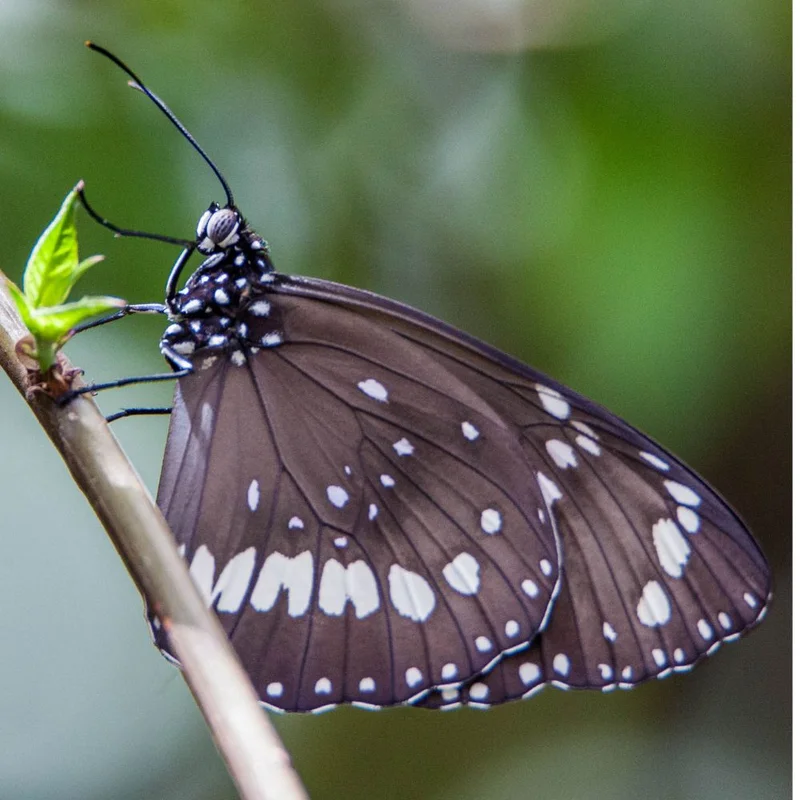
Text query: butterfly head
195 203 242 254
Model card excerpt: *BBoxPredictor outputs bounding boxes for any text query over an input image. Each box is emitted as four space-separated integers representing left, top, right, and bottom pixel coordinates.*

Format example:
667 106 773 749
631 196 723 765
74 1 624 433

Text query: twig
0 273 309 800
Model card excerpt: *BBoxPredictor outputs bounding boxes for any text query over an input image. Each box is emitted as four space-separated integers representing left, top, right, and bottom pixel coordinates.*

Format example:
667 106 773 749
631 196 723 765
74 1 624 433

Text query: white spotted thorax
152 206 771 715
160 203 283 366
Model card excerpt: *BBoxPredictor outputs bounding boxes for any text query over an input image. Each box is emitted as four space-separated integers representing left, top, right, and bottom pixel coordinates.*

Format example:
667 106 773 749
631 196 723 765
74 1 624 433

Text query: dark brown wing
152 274 770 713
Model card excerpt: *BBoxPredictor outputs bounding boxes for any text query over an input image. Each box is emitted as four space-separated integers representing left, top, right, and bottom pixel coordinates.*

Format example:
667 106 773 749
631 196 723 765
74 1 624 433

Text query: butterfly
76 44 772 714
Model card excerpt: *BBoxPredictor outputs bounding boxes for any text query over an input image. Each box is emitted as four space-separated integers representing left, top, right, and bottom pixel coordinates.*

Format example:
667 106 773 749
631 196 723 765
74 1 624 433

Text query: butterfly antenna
86 41 236 208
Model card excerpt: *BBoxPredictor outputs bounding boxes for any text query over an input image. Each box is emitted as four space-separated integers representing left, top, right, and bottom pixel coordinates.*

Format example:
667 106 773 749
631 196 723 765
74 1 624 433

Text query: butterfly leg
69 303 168 337
56 341 193 407
105 406 172 423
56 366 192 406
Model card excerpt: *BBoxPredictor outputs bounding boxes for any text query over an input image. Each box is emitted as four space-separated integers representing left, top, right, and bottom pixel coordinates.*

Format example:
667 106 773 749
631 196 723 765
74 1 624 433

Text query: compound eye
206 208 240 248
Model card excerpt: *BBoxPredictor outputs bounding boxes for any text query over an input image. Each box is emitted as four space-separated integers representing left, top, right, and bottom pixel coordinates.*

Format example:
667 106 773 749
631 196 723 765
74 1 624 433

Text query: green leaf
13 184 124 375
23 183 106 309
28 296 126 343
6 279 34 331
72 254 106 286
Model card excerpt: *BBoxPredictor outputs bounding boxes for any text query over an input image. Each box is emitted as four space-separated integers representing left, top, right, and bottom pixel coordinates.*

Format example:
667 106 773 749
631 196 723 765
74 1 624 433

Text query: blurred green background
0 1 789 799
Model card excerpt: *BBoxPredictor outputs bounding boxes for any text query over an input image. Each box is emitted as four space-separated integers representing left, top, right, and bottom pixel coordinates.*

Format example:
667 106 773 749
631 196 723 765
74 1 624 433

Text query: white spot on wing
318 559 380 619
250 551 314 617
469 683 489 701
598 663 613 680
359 677 376 693
214 288 230 305
380 474 396 488
315 678 332 695
368 503 378 521
505 619 520 637
546 439 578 469
266 682 283 698
440 688 459 703
393 438 414 456
189 545 257 613
461 421 480 440
358 378 388 402
333 536 348 549
475 636 492 652
539 559 553 577
247 479 259 512
519 662 541 686
664 480 701 507
536 384 571 419
405 667 423 688
640 451 670 471
571 420 598 439
480 508 502 534
652 648 667 667
743 592 757 609
536 472 563 504
674 648 685 663
230 350 246 367
388 565 436 622
576 435 601 456
636 580 671 627
288 516 304 530
553 653 570 677
327 485 349 508
441 663 458 681
442 552 481 595
676 506 700 533
603 621 617 642
652 518 691 578
697 618 714 640
521 578 539 598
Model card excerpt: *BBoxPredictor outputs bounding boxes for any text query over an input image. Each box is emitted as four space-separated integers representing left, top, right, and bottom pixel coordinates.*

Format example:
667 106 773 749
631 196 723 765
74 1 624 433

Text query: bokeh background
0 2 789 799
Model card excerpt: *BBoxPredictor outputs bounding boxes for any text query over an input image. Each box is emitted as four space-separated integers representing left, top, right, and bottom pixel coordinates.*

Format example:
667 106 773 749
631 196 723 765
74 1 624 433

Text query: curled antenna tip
75 179 85 191
84 40 93 47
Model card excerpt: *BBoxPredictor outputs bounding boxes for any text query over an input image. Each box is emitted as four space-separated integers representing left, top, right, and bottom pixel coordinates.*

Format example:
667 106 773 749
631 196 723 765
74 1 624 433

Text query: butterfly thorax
160 205 285 366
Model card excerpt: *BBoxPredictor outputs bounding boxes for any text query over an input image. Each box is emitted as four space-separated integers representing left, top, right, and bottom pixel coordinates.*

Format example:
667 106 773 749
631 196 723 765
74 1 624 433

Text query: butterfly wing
152 274 770 712
416 411 771 708
154 276 567 711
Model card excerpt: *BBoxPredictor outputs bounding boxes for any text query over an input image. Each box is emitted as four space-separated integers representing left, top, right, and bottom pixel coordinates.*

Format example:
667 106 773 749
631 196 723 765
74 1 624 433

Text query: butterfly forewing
154 280 564 711
416 394 771 708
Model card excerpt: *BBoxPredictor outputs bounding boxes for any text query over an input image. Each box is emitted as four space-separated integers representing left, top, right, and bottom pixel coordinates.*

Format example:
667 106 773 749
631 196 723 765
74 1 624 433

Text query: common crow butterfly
74 45 771 713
